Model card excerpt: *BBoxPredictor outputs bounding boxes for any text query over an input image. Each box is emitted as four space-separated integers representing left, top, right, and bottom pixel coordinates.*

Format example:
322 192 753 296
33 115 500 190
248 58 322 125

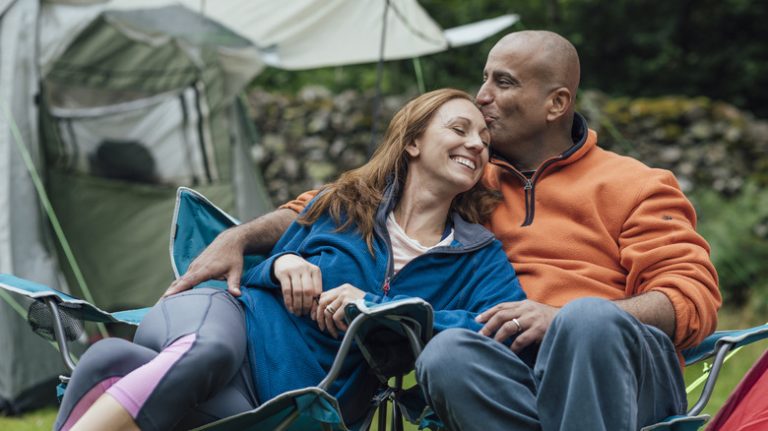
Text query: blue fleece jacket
239 183 525 424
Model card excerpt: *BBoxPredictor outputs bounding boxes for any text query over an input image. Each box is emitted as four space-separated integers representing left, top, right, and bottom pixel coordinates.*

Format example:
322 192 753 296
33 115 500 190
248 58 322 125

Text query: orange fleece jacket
280 125 721 351
483 127 720 350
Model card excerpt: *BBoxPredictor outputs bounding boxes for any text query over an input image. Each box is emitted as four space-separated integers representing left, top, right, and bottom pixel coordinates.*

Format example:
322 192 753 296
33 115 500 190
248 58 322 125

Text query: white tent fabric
104 0 518 70
444 14 520 47
0 0 65 412
39 3 265 100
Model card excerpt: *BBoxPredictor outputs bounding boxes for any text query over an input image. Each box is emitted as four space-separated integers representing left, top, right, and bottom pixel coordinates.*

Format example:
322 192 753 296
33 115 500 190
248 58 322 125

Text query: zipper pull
382 277 391 296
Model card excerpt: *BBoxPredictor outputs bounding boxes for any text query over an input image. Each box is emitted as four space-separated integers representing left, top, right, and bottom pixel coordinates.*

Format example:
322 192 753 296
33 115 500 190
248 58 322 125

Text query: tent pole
412 57 426 94
368 0 391 157
0 100 108 338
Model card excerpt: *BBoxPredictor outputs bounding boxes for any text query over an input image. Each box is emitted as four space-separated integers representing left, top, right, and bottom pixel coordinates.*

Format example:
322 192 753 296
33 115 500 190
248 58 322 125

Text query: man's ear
405 139 420 157
546 87 572 122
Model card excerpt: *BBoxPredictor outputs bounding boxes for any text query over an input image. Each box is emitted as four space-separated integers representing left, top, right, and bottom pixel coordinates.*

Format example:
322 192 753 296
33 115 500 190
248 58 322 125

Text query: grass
0 407 56 431
1 309 764 431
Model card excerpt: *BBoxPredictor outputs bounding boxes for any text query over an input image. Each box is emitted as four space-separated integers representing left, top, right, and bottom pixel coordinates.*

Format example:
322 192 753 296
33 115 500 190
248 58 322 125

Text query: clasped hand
273 254 365 338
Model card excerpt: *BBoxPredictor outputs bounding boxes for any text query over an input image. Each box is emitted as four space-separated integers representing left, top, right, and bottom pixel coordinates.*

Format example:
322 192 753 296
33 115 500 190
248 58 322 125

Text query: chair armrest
343 298 434 381
683 324 768 366
1 274 147 325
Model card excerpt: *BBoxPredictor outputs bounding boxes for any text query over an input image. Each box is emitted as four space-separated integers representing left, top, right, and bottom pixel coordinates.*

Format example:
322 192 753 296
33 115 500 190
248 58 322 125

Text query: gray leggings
55 288 258 431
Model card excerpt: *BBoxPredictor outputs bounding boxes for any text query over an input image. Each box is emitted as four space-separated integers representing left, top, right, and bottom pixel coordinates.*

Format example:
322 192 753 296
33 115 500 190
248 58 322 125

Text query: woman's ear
405 139 420 158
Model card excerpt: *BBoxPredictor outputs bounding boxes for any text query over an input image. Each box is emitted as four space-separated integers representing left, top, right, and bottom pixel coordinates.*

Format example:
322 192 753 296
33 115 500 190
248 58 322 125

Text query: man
165 31 720 430
412 31 720 430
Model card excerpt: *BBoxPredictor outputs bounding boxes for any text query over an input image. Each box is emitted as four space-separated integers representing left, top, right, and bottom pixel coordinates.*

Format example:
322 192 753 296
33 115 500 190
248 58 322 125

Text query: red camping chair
706 349 768 430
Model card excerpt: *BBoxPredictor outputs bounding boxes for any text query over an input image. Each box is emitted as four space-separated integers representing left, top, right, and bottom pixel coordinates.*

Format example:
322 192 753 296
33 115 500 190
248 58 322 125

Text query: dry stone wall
246 87 768 205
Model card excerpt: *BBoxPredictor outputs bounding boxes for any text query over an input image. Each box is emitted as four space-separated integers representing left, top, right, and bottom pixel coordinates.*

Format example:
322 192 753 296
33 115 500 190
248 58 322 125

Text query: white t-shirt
386 212 455 275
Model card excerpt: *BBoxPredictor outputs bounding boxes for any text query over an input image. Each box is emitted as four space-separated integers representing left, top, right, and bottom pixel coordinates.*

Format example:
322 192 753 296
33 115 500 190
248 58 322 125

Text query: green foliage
691 182 768 314
254 1 768 118
556 0 768 118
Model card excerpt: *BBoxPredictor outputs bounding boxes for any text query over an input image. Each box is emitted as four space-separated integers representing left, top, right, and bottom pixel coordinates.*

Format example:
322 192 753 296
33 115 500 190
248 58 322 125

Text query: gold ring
512 318 522 334
325 305 336 315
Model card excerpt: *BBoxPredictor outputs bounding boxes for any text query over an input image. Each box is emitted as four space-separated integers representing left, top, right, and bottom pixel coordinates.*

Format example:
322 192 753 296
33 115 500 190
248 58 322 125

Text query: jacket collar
490 112 597 172
375 178 495 251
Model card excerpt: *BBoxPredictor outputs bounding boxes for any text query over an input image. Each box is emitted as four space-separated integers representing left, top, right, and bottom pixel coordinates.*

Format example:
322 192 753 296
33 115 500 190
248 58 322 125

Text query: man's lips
481 110 497 124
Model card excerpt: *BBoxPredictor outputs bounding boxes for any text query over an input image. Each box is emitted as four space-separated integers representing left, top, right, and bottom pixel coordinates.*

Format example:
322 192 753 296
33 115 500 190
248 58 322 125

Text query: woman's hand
315 283 366 338
273 254 322 316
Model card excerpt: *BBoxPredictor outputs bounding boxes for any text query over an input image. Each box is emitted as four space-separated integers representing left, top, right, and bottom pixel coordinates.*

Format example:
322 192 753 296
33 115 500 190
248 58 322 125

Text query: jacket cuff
651 286 710 350
242 251 298 289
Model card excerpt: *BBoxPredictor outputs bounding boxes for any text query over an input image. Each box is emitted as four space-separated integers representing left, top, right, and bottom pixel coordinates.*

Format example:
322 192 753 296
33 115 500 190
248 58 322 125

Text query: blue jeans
416 298 687 431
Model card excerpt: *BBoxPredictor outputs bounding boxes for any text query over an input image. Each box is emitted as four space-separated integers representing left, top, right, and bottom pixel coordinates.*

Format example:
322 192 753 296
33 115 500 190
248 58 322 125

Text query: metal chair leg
378 401 388 430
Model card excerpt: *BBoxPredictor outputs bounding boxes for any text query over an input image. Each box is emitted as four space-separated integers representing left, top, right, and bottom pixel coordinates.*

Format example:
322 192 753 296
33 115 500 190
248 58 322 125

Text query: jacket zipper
522 178 534 226
374 218 395 297
495 156 563 226
375 219 494 296
380 238 494 296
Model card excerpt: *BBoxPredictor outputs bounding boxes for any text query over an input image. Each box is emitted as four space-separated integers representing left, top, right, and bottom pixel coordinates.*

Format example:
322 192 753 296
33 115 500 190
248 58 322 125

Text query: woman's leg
71 393 139 431
58 288 256 431
173 357 259 431
54 338 156 431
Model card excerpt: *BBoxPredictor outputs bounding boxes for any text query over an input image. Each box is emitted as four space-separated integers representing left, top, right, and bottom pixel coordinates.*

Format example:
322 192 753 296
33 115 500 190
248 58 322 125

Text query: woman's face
406 98 490 196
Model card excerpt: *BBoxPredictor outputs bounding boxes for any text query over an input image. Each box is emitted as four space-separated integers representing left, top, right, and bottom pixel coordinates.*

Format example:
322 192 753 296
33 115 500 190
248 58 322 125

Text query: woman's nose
466 135 485 152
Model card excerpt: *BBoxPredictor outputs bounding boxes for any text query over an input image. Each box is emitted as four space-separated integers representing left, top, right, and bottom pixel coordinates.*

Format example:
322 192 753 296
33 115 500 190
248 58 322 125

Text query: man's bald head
493 30 580 96
476 30 582 169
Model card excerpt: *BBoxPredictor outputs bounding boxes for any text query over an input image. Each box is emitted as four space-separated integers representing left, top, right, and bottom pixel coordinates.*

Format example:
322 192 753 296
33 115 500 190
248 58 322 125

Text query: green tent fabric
0 0 517 414
38 4 272 311
0 0 272 413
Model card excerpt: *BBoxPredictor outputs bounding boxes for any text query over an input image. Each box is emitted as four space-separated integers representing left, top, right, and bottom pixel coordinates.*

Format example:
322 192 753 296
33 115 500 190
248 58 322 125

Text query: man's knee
556 298 633 337
546 298 641 360
416 328 477 389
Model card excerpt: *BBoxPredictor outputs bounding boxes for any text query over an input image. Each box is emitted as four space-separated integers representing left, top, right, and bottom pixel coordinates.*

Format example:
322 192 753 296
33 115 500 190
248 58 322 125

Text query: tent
0 0 518 414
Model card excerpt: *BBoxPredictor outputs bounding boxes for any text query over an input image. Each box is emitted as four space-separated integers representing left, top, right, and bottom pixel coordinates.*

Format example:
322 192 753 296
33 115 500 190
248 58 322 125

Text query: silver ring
325 305 336 315
512 318 522 334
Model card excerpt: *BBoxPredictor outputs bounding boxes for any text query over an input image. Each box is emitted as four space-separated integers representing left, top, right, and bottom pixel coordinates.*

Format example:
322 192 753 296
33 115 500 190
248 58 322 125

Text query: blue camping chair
0 187 435 430
1 187 767 430
0 273 435 430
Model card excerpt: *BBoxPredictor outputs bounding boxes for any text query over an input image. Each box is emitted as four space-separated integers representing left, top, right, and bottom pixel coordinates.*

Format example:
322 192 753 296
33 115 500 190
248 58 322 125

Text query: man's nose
476 83 492 106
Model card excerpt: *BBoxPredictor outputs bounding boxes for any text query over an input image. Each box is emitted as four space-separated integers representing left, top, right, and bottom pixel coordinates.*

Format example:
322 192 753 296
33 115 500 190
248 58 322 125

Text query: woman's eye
452 127 465 135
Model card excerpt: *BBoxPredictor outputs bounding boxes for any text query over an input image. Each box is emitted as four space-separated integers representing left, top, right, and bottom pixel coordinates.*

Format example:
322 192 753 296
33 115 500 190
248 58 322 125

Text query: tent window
49 87 213 186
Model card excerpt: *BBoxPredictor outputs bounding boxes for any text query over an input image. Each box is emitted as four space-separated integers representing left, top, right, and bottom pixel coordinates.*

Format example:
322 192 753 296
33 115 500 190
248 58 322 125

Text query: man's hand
476 300 560 353
273 254 322 316
163 208 298 299
164 228 247 298
315 283 366 338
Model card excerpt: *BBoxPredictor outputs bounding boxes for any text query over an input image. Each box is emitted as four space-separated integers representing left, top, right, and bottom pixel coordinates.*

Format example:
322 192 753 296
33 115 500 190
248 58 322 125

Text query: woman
56 88 525 431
